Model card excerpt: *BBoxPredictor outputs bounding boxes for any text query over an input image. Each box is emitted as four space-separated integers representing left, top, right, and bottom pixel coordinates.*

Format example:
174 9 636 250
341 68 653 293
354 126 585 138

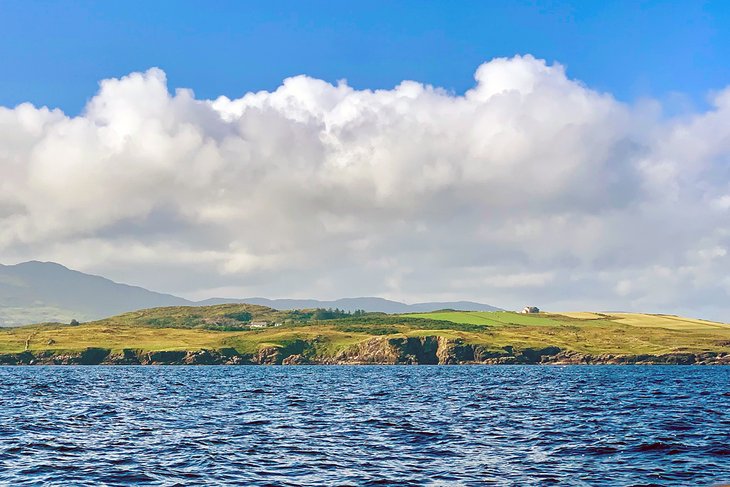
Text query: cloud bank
2 55 730 318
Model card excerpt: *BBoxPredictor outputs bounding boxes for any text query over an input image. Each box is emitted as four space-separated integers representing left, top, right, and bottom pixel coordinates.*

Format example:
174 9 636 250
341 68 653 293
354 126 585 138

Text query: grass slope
401 311 730 355
1 305 729 358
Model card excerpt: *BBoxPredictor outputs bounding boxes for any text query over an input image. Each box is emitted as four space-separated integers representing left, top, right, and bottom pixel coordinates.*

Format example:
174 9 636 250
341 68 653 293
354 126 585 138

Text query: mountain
0 261 501 326
0 261 190 326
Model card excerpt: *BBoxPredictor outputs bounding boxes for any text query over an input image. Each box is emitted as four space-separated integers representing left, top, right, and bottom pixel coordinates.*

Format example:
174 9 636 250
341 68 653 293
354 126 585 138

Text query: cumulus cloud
2 55 730 319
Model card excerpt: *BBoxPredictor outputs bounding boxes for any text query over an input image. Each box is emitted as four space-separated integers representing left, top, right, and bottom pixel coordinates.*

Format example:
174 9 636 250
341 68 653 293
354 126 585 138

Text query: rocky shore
1 336 729 365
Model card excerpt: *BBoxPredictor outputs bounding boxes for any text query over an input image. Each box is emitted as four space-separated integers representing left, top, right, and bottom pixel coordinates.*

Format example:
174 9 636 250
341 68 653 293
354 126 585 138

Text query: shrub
224 311 253 322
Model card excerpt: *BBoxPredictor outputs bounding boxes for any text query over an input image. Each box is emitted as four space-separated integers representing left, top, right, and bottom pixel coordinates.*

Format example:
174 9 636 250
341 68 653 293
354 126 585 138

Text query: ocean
1 365 728 486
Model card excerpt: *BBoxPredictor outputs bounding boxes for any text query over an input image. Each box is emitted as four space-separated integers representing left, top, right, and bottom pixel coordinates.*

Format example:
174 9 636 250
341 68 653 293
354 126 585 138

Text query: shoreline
2 347 729 366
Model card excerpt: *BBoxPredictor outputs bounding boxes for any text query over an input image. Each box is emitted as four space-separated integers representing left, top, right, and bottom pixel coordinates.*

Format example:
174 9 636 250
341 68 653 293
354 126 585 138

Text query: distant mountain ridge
0 261 190 326
198 297 501 314
0 261 501 326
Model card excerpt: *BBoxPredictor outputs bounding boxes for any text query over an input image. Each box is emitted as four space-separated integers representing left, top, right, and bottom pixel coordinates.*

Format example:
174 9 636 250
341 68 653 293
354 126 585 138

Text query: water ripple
0 365 729 485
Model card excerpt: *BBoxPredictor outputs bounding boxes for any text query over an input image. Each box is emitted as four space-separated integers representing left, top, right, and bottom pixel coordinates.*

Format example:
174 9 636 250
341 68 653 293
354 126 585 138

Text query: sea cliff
2 336 729 365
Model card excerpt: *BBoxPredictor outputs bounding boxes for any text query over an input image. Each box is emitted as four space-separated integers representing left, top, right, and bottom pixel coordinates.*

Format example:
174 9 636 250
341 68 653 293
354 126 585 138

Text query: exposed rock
436 337 473 364
335 336 442 364
225 354 248 365
652 353 697 365
218 348 251 365
390 337 439 364
0 343 727 365
0 351 35 365
255 346 283 365
546 350 593 364
142 350 187 365
335 337 400 364
31 347 112 365
105 349 142 365
336 336 508 365
183 350 219 365
282 354 309 365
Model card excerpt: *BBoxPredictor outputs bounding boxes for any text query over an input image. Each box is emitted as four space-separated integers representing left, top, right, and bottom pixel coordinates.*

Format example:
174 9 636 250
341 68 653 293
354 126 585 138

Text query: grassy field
404 311 571 327
1 305 729 359
399 310 730 355
607 313 730 331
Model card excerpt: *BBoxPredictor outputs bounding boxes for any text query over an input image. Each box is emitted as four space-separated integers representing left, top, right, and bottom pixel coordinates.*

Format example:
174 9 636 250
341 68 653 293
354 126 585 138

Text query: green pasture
1 304 729 358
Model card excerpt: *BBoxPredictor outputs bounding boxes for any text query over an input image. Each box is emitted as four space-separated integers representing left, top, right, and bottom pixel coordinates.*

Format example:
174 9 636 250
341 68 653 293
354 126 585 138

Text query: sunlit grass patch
608 313 730 331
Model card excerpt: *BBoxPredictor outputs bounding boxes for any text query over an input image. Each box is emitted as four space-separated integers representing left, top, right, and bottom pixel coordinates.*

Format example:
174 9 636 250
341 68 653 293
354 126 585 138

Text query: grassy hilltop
1 304 729 364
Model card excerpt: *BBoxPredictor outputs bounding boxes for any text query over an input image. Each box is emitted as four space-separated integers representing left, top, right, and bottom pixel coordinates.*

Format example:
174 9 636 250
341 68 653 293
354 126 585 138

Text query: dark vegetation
311 308 366 320
224 311 253 322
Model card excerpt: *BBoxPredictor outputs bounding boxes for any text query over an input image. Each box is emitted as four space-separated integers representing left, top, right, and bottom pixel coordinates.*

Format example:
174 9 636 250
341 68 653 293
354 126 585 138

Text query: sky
2 1 730 318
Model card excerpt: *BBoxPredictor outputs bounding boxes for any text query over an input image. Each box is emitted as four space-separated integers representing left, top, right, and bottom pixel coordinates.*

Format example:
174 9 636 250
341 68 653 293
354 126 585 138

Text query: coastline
4 308 730 366
2 345 729 366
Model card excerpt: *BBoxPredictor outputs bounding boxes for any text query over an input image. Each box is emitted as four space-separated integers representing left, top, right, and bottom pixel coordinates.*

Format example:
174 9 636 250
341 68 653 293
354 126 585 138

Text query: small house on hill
521 306 540 314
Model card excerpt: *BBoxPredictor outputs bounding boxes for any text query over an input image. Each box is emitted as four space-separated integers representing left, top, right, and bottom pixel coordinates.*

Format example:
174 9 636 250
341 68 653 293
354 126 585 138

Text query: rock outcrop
0 339 728 365
282 354 309 365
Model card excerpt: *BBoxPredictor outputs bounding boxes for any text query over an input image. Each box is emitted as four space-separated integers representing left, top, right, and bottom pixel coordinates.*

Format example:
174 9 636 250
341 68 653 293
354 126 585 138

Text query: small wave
633 442 687 454
0 366 728 485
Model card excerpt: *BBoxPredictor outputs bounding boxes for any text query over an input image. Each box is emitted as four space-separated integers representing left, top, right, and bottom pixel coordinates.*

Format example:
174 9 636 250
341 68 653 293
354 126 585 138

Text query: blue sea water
0 366 728 486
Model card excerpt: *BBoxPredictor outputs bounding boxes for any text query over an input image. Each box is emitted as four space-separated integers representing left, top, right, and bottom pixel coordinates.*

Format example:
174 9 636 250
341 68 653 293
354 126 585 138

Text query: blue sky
1 0 729 113
4 1 730 317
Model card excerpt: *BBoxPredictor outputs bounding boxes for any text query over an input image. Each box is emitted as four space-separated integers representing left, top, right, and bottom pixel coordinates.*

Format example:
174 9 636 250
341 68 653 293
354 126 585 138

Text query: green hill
1 305 729 365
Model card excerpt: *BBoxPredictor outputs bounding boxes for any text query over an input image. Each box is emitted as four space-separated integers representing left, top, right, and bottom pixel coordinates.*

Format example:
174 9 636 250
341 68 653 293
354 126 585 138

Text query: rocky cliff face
332 337 567 365
1 336 729 365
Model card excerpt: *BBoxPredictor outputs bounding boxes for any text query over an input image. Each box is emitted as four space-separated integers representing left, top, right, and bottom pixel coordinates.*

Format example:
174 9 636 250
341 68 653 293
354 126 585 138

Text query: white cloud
2 55 730 319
